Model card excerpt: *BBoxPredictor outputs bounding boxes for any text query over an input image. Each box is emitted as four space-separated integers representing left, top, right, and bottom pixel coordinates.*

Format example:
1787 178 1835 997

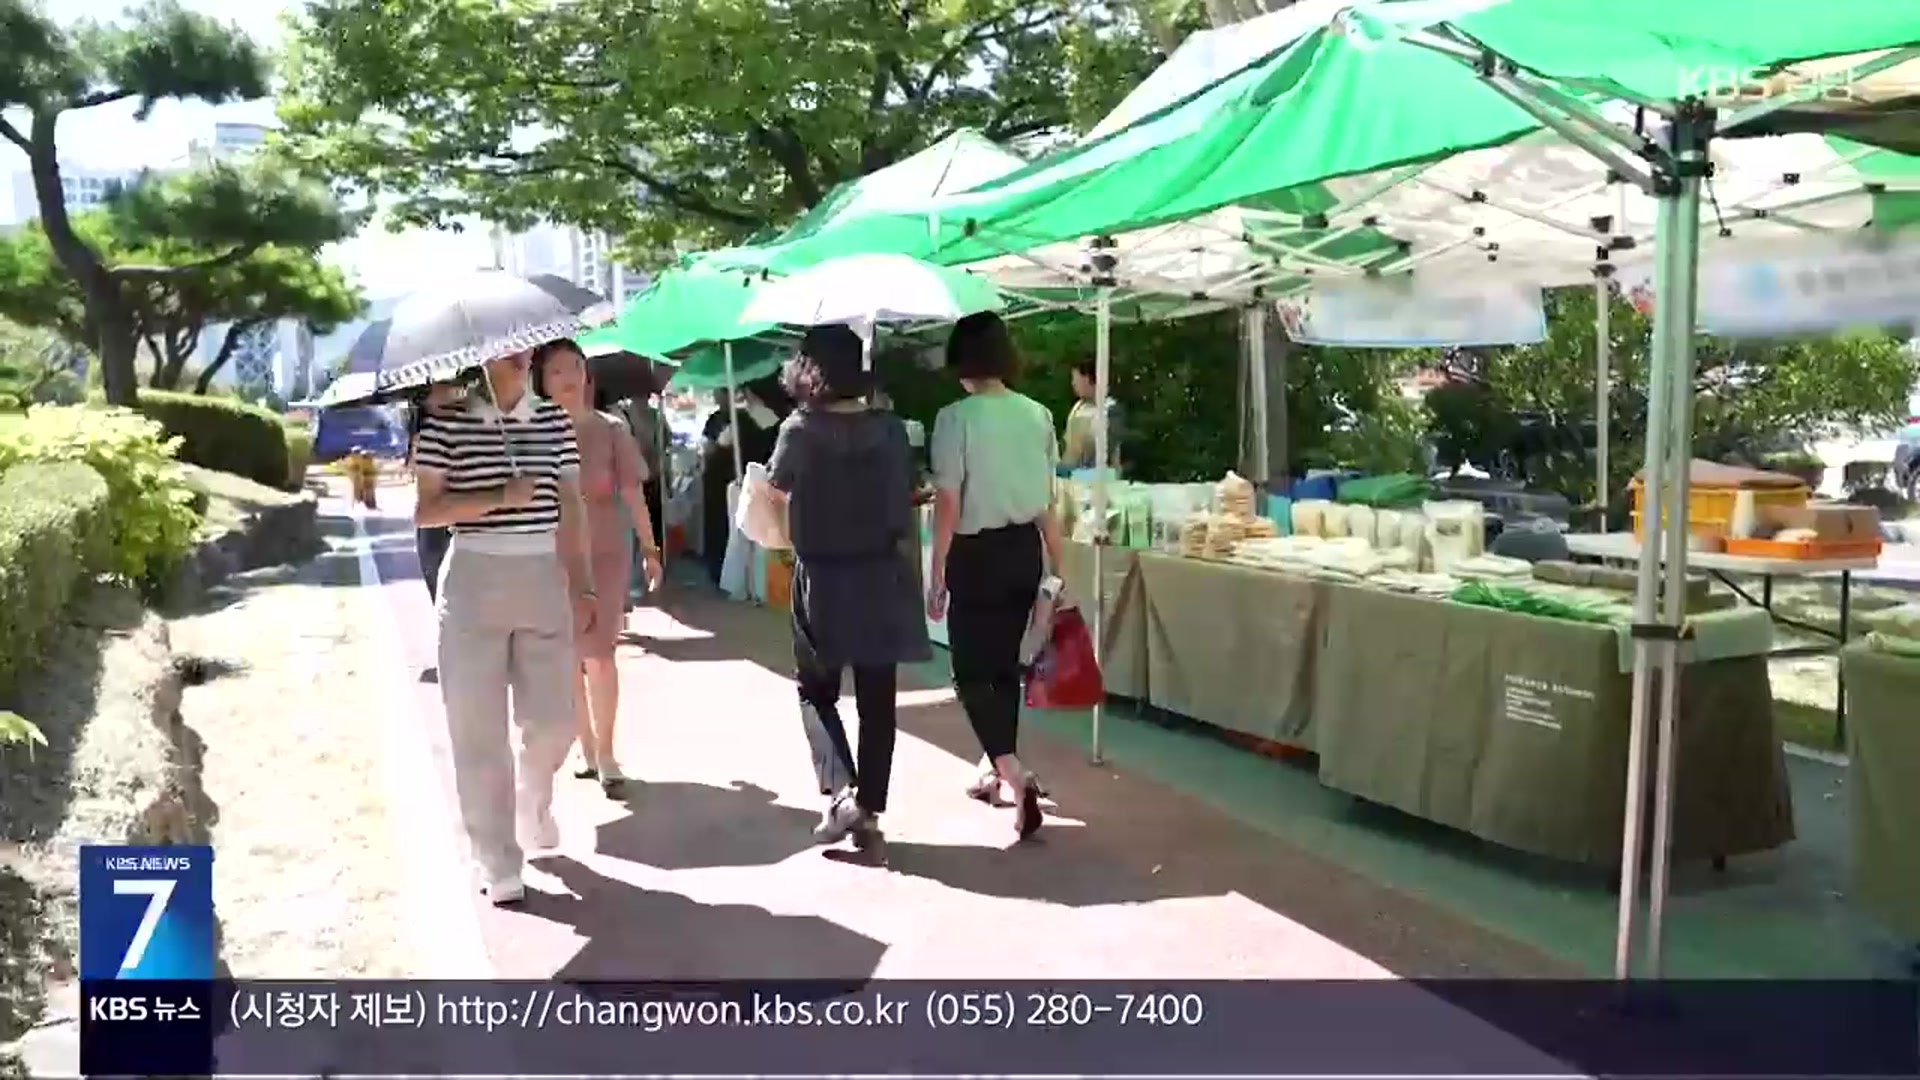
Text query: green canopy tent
683 0 1920 980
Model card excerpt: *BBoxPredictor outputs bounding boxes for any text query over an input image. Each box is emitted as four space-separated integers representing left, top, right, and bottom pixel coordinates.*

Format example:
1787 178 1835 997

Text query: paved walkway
343 489 1557 982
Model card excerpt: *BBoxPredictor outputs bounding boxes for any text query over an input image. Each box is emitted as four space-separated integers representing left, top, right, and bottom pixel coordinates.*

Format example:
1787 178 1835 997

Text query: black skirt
791 551 932 671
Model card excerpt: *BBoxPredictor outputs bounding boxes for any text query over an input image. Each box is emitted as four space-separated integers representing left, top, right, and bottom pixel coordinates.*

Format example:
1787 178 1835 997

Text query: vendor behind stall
1061 357 1123 475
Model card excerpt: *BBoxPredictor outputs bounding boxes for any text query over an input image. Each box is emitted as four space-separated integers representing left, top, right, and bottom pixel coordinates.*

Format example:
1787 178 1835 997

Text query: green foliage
0 0 297 405
876 310 1430 483
0 460 112 696
1452 285 1920 504
133 389 291 490
0 406 201 589
0 320 82 410
276 0 1183 256
0 711 47 757
0 166 362 395
282 419 313 492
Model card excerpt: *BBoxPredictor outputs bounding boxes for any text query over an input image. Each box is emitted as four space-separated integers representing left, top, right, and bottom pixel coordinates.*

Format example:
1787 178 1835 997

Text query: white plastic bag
734 462 791 550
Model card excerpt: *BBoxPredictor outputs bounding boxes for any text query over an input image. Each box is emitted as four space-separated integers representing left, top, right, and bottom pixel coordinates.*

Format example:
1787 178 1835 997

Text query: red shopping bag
1025 606 1105 709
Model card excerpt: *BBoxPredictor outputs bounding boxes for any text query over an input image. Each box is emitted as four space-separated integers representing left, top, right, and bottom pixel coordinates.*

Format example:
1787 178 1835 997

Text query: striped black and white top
415 395 580 535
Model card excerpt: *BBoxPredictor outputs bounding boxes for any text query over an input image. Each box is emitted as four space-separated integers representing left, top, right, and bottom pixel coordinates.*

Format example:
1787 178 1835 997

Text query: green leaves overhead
276 0 1189 256
0 0 280 405
0 0 266 116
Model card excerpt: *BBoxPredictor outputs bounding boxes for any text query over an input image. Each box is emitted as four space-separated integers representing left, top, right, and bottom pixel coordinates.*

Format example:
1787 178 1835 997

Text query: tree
276 0 1196 257
0 0 355 406
1424 285 1920 505
0 165 361 394
0 318 82 409
189 247 362 395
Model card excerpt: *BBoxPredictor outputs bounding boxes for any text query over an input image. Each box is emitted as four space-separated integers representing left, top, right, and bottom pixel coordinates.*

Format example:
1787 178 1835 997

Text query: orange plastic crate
1629 480 1808 539
1722 537 1882 560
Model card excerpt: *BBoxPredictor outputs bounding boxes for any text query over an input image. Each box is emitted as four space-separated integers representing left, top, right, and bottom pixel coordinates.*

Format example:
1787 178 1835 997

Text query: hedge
135 390 291 490
0 461 111 696
283 420 313 492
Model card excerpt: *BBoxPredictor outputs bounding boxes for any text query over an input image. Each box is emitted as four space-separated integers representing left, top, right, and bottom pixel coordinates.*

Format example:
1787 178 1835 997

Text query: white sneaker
813 790 864 845
517 810 560 853
485 875 526 906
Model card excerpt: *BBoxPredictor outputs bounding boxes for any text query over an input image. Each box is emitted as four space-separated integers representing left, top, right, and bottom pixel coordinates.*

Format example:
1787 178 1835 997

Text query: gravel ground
166 536 420 979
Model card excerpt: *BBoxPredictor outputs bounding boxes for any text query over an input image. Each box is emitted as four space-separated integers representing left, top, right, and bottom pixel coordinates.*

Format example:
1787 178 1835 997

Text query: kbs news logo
1676 65 1863 105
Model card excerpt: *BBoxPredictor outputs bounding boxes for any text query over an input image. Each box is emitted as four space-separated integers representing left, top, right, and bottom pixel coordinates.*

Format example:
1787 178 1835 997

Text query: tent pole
724 342 744 484
1645 118 1709 978
1594 272 1612 525
1089 288 1113 767
1614 184 1682 983
1613 101 1712 982
1248 304 1271 488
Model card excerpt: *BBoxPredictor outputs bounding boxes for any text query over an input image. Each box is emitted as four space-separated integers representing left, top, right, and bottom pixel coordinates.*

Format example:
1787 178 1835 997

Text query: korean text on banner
1274 281 1548 348
1621 233 1920 336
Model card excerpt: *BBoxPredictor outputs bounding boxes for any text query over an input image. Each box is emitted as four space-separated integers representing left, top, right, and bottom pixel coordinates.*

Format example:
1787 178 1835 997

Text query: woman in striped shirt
412 348 598 905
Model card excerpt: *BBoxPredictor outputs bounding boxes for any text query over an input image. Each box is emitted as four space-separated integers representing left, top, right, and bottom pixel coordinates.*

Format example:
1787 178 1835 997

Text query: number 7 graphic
113 878 176 975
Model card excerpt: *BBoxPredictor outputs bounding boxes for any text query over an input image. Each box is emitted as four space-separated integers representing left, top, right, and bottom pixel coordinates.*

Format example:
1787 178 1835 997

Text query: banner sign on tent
1274 282 1547 348
1621 234 1920 336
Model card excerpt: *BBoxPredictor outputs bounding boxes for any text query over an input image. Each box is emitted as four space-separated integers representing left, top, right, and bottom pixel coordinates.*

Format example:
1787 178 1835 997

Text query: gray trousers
436 545 577 881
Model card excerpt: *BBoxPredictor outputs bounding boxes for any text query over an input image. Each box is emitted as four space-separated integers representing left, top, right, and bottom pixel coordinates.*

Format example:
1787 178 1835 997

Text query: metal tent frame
1019 34 1920 980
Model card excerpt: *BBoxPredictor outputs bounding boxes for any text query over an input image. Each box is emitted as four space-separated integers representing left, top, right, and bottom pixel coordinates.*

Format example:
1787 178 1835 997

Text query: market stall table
1564 531 1879 745
1840 643 1920 941
1312 581 1793 865
1107 548 1794 865
1132 551 1325 750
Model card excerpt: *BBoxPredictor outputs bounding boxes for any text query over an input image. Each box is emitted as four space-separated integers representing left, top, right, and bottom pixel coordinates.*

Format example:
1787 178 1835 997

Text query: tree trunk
96 320 141 407
1263 315 1292 488
194 321 259 395
26 110 140 407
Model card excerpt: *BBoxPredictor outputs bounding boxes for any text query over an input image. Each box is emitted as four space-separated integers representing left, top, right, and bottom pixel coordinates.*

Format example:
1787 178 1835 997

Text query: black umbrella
525 274 617 326
582 339 665 402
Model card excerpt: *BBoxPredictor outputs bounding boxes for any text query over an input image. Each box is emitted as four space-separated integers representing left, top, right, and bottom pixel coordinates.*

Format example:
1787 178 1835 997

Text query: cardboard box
1759 502 1881 541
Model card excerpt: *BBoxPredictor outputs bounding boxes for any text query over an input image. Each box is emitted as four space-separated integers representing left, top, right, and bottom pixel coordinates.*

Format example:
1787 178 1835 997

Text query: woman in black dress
765 326 930 860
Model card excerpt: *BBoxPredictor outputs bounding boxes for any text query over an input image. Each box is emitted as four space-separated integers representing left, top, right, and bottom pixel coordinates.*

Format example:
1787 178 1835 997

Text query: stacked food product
1216 471 1256 517
1178 516 1209 557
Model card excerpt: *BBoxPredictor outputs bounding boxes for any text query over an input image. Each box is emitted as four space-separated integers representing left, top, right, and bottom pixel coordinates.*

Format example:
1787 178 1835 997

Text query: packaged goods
1216 471 1257 518
1291 499 1330 537
1345 504 1377 547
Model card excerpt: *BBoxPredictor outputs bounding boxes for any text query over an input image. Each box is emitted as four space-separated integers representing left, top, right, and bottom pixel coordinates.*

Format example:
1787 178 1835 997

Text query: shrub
0 406 202 590
134 389 291 490
0 461 111 695
283 420 313 492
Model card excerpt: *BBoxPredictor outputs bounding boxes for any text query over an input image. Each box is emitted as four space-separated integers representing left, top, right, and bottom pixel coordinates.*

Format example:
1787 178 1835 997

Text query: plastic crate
1629 479 1808 540
1723 537 1882 560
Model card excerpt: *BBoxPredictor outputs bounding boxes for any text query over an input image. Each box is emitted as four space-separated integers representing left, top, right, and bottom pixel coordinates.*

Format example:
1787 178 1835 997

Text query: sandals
967 764 1046 841
1015 777 1044 841
965 768 1048 806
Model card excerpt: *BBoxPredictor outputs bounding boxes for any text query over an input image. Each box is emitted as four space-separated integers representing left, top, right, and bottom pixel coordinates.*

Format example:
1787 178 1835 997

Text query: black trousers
946 523 1043 761
796 659 898 815
418 526 453 604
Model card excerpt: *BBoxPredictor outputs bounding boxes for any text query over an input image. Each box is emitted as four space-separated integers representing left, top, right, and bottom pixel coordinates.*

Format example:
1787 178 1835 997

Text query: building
5 165 144 225
186 121 271 165
489 222 649 302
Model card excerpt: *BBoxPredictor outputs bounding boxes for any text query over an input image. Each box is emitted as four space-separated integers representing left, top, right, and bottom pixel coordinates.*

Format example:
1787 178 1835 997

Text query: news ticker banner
79 978 1920 1077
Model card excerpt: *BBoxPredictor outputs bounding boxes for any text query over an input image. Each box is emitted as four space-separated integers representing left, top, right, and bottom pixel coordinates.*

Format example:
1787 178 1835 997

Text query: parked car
312 404 406 463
